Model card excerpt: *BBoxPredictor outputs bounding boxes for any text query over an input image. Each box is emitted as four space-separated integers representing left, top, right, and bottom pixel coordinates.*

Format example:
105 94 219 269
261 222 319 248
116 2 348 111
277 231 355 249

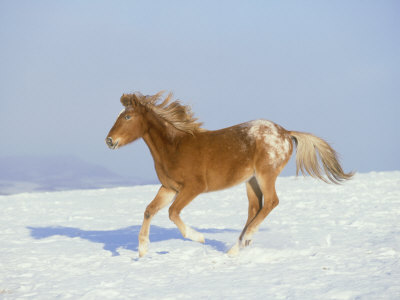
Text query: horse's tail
289 131 354 184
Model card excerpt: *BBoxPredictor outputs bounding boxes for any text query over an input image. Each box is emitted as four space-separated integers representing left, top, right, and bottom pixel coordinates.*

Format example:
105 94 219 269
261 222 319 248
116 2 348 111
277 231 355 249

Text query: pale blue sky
1 1 399 182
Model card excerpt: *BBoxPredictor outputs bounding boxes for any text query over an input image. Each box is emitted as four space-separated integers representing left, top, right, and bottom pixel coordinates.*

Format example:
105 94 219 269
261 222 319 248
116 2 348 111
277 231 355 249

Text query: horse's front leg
168 187 205 243
138 186 176 257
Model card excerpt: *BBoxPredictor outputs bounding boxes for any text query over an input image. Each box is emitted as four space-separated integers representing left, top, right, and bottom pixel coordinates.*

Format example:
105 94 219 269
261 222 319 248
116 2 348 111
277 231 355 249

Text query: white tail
290 131 354 184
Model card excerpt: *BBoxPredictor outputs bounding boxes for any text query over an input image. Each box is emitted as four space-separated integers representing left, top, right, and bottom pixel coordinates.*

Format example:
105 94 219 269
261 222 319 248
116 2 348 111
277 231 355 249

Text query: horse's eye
125 115 131 120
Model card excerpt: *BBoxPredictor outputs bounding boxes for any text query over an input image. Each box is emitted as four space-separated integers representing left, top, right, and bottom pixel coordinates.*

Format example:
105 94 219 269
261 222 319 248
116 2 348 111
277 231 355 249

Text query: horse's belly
205 158 254 192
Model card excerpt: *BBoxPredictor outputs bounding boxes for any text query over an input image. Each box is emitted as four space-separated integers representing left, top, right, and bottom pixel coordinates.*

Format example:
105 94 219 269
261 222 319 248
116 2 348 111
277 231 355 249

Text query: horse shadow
27 225 238 256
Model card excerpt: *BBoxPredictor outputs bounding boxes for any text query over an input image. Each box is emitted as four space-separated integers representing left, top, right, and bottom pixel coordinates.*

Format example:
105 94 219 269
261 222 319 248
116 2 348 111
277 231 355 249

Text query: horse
105 91 353 257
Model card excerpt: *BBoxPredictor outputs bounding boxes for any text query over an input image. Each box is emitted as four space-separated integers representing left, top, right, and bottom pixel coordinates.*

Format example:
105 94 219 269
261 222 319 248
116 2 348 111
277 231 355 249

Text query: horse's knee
144 210 151 220
144 204 156 220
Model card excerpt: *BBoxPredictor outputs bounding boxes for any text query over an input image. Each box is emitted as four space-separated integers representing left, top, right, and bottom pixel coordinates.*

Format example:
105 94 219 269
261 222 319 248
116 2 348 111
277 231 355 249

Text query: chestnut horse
106 91 353 257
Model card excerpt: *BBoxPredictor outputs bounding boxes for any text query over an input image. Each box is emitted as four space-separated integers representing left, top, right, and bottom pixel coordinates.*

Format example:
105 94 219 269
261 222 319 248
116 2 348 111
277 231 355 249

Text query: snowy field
1 171 399 299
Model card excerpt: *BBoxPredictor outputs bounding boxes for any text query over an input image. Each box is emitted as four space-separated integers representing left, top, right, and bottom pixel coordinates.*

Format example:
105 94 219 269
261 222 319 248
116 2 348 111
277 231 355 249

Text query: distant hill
0 155 151 195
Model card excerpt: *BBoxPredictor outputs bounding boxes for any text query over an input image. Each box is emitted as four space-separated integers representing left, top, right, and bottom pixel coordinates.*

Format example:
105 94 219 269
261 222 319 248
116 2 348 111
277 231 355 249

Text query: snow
1 171 399 299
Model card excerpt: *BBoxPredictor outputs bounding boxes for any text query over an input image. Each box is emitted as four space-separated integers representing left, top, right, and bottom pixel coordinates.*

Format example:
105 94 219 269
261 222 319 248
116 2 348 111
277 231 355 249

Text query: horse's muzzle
106 137 118 150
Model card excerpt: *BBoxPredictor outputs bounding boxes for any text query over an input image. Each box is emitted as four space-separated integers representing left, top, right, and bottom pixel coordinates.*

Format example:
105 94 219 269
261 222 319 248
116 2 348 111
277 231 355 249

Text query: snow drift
0 171 399 299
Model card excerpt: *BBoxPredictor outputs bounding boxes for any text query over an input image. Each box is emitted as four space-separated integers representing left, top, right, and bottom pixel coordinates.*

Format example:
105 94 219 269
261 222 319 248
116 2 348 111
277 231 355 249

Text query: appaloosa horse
106 91 353 257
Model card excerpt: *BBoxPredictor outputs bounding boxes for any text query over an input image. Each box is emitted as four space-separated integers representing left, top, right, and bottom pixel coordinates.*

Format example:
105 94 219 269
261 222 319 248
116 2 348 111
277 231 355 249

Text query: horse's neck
142 115 180 164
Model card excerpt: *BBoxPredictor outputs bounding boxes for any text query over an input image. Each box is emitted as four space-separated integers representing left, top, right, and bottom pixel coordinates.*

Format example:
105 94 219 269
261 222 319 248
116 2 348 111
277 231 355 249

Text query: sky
1 1 399 183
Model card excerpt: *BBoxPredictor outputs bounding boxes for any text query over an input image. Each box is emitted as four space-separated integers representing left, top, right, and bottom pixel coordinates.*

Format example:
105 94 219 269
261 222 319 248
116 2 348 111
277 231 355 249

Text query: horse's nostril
106 137 113 146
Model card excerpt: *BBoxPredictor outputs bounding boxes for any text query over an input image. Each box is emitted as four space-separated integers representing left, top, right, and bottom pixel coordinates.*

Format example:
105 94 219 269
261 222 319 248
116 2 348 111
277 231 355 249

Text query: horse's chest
154 163 182 191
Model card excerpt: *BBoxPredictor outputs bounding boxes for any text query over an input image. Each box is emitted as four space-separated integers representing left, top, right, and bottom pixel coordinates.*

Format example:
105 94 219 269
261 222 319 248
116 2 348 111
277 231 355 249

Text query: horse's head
105 94 147 150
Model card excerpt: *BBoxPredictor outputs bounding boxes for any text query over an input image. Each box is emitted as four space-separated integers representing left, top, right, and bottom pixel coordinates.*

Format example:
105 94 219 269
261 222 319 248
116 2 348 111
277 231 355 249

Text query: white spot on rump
247 120 290 167
247 120 276 137
282 138 290 154
269 151 276 160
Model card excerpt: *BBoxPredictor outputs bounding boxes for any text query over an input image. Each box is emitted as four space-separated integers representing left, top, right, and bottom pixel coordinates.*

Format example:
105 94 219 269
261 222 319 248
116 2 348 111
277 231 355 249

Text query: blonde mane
121 91 205 135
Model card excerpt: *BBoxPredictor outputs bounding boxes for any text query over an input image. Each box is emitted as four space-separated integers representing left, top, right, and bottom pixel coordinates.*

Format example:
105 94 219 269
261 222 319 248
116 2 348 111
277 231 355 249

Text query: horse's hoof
227 242 240 256
185 227 205 243
138 242 148 257
239 234 253 248
244 239 253 247
199 234 205 244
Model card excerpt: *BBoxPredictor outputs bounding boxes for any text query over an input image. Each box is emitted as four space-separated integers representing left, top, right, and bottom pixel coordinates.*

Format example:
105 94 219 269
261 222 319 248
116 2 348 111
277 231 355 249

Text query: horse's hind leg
240 184 278 247
245 177 263 227
228 173 279 255
228 178 263 256
138 186 176 257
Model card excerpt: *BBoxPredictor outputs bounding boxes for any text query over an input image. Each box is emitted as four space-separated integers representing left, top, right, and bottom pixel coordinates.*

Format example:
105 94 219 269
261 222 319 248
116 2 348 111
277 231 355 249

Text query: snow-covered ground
1 171 399 299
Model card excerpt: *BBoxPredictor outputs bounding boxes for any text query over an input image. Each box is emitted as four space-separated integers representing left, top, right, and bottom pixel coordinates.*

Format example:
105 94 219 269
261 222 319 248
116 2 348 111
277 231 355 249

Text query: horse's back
200 120 293 187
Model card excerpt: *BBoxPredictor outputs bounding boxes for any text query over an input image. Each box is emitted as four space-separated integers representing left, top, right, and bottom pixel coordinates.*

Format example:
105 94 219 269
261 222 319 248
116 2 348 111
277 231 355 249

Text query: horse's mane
121 91 205 135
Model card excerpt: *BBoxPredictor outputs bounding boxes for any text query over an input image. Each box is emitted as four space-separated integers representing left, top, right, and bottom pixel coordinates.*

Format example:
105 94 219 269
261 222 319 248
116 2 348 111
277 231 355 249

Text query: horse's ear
120 94 131 107
131 93 140 107
120 94 139 107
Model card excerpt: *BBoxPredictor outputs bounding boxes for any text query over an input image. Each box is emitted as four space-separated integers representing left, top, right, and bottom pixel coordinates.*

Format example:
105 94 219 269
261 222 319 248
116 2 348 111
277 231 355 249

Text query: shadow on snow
27 225 238 256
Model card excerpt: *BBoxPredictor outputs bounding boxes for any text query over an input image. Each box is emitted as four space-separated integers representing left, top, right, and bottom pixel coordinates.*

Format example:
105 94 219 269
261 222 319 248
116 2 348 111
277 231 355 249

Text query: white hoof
227 242 240 256
239 233 253 248
240 239 253 248
138 238 149 257
185 227 205 243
